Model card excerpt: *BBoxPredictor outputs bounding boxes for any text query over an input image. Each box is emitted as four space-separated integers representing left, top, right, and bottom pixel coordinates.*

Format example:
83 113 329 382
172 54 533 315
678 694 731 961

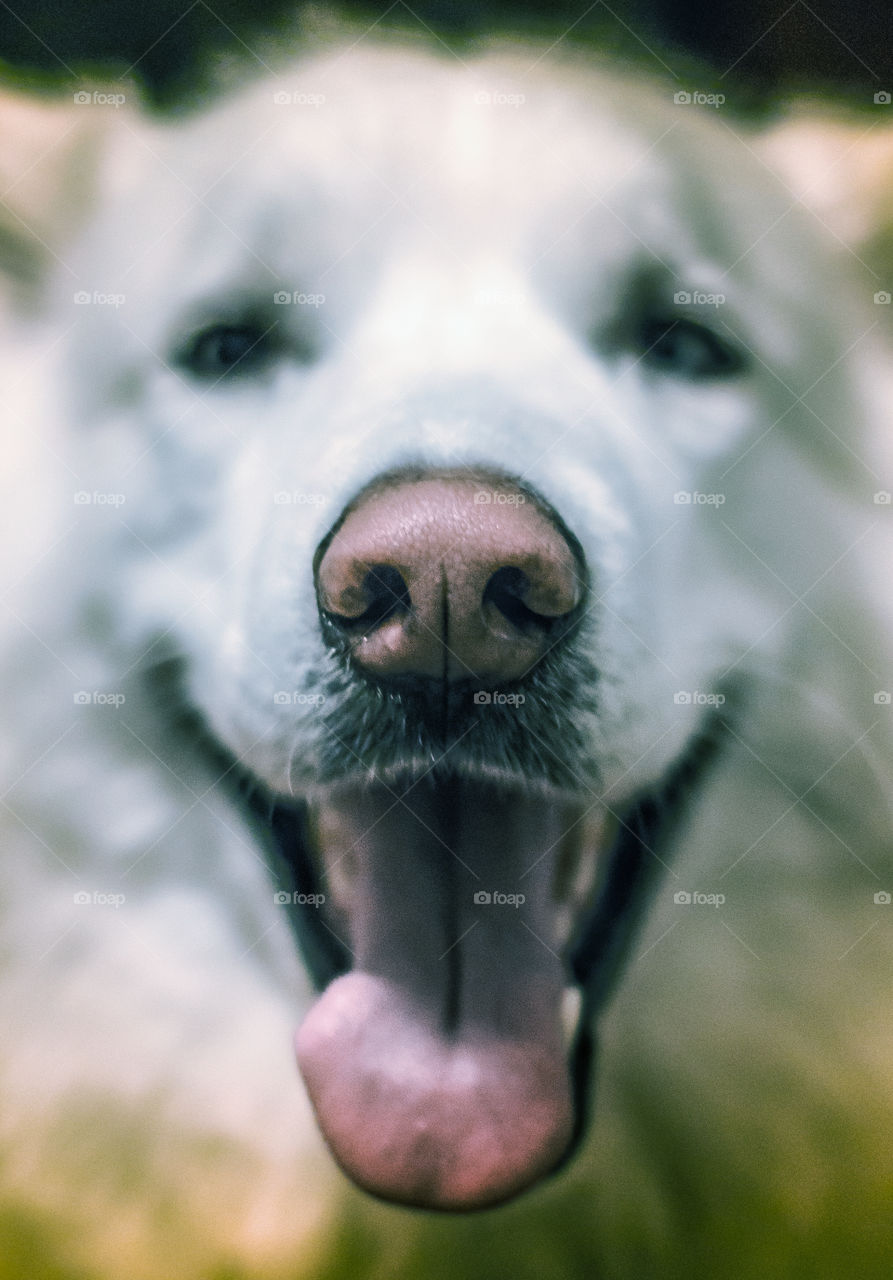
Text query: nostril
325 563 411 631
484 567 539 632
483 565 579 634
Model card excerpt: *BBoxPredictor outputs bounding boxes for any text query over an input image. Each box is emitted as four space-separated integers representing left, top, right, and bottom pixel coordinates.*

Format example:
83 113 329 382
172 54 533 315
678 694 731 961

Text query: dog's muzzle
257 465 722 1212
287 468 588 1208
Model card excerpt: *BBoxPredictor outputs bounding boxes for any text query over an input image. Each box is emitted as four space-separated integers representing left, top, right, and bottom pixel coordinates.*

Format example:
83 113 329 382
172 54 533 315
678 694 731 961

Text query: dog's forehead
150 49 671 228
91 47 714 313
84 42 816 369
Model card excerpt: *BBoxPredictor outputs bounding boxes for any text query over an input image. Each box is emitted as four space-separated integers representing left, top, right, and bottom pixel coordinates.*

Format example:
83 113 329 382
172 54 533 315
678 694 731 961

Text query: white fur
3 37 893 1278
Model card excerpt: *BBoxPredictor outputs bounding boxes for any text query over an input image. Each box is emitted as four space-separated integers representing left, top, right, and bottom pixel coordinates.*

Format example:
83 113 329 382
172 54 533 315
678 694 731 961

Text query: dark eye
179 322 275 379
638 317 745 379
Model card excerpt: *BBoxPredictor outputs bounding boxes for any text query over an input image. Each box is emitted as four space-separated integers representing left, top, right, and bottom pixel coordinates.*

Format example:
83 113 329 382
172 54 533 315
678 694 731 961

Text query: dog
3 33 893 1278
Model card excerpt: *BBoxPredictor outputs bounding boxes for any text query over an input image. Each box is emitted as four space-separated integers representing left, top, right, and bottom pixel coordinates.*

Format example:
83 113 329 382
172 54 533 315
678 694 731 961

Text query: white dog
3 34 893 1278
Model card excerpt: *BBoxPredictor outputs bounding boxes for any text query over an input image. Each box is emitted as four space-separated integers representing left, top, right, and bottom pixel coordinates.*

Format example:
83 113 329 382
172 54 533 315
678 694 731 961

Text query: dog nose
315 472 585 683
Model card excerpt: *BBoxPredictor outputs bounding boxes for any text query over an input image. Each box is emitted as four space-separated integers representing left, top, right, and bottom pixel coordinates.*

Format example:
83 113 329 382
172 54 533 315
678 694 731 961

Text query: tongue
295 781 575 1210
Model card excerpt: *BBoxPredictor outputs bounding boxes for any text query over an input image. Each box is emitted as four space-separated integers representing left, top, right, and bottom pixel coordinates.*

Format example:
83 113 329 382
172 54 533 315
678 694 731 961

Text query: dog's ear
759 109 893 310
0 88 111 314
754 111 893 492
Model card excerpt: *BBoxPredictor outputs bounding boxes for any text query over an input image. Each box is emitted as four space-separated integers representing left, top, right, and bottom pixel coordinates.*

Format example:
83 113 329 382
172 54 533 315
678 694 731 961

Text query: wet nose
315 472 585 683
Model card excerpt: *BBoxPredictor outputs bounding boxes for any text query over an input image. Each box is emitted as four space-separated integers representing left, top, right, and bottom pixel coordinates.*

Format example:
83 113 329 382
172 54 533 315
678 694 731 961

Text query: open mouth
204 462 728 1210
254 717 723 1212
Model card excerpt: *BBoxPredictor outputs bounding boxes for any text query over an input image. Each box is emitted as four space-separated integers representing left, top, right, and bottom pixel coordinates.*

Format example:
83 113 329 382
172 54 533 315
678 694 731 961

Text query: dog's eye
179 323 275 379
638 318 745 379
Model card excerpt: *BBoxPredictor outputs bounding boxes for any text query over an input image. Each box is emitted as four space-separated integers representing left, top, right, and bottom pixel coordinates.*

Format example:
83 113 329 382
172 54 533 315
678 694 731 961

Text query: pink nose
315 472 584 683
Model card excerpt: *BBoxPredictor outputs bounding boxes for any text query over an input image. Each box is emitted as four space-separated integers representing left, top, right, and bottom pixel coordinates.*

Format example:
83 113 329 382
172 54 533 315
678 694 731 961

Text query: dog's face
60 44 859 1209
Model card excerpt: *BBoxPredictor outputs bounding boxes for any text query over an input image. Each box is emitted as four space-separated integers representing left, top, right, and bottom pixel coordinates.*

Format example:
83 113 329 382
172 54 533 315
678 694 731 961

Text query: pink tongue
295 782 574 1210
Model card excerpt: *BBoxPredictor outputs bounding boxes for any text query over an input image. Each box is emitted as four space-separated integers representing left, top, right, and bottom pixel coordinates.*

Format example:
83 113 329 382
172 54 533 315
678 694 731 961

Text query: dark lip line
268 800 351 984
